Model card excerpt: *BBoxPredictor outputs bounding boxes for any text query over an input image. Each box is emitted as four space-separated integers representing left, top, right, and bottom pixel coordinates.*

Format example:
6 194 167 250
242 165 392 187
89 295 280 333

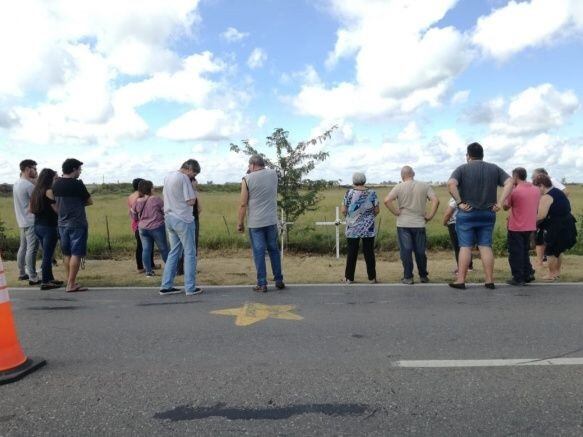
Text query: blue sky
1 0 582 184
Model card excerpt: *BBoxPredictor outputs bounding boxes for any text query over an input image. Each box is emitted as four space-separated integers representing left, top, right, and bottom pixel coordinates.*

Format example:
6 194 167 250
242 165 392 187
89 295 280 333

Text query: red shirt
506 182 540 232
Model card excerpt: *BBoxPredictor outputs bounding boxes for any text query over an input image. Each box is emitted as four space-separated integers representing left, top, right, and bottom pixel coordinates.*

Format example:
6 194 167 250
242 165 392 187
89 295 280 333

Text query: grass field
1 184 582 259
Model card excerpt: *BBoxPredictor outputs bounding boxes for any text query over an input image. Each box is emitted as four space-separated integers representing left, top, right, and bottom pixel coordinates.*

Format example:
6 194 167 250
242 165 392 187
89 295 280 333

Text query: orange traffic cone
0 254 46 385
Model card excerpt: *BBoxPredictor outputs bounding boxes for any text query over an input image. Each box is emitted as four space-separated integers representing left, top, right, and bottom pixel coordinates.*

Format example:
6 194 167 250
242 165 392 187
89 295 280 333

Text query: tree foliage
230 126 337 224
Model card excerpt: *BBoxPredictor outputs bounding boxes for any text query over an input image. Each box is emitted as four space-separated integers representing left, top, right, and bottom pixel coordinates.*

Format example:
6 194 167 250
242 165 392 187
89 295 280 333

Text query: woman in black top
533 174 577 281
29 168 63 290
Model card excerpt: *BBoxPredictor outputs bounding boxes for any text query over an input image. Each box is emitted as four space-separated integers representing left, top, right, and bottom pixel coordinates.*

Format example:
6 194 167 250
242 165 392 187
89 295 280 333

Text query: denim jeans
139 225 169 274
17 226 39 280
34 225 58 283
161 215 197 292
397 227 428 279
249 225 283 286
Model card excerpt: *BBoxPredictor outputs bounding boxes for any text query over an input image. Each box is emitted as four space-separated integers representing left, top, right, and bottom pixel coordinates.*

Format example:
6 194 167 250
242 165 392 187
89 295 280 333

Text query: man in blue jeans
447 142 513 290
159 159 202 296
385 166 439 284
237 155 285 292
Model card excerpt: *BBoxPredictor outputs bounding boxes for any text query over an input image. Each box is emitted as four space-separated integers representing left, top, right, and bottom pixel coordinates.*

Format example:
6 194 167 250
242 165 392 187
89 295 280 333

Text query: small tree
230 126 337 227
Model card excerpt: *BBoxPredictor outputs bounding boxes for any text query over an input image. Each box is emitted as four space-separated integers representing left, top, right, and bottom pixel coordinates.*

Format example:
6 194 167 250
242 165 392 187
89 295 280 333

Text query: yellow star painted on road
211 302 304 326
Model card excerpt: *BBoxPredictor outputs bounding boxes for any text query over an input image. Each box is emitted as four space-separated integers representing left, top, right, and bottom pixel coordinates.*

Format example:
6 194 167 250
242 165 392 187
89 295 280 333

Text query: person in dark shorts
447 142 513 289
52 158 93 292
533 174 577 281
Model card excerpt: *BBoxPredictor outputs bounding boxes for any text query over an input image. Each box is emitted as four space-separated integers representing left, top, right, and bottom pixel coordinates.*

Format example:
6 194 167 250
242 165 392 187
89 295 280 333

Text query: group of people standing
13 158 91 292
10 143 578 295
340 142 578 289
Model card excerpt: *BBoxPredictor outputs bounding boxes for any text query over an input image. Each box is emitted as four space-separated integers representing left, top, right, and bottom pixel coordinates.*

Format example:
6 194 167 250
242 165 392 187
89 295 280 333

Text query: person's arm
447 178 471 211
341 204 347 216
424 189 439 222
374 205 380 216
442 205 454 226
191 179 202 213
503 191 513 211
237 179 249 233
494 177 513 212
384 188 400 216
537 195 553 221
46 189 58 213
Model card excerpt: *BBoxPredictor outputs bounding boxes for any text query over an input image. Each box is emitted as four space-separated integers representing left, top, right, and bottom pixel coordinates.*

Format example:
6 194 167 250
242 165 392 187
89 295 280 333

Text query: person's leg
24 225 39 281
398 228 415 280
249 227 268 286
36 226 57 284
412 228 428 279
397 227 414 280
178 221 196 292
524 232 535 280
478 246 495 284
139 229 154 274
546 255 561 278
265 224 283 284
58 226 71 283
534 228 545 267
66 227 88 290
17 227 27 277
452 212 475 284
152 225 169 263
362 237 376 281
66 256 82 290
134 229 144 271
507 230 523 281
448 223 460 267
161 217 182 290
344 237 359 281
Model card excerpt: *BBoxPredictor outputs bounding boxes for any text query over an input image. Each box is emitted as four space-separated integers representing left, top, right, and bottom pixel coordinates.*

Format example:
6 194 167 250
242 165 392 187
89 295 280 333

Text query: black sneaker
185 288 203 296
29 279 41 286
420 276 429 283
159 287 181 296
448 282 466 290
484 283 496 289
506 278 525 286
40 283 62 290
275 282 286 290
525 275 535 283
18 274 29 281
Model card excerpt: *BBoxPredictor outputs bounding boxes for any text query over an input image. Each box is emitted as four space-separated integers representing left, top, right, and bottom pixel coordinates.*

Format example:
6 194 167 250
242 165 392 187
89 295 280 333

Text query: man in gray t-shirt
13 159 39 284
447 142 513 290
237 155 284 292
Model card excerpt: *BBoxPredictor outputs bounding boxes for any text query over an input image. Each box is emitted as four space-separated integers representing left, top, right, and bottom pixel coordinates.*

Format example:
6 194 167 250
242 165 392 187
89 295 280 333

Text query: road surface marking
394 358 583 368
211 302 303 326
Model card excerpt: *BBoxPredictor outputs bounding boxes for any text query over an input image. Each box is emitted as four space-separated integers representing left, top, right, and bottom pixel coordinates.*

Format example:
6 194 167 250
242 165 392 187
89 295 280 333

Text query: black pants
447 223 473 269
344 237 376 281
507 230 534 282
135 229 154 270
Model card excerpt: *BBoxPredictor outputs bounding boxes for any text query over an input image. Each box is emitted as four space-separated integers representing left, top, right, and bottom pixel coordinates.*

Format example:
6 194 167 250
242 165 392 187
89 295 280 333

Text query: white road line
394 358 583 368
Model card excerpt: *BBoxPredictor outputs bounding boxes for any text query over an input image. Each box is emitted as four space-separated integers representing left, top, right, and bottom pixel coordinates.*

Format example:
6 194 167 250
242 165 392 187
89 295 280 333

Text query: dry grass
3 251 583 288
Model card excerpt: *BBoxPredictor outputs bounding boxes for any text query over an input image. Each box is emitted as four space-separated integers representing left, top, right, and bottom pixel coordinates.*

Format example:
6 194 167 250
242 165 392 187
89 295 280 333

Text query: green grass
1 185 582 259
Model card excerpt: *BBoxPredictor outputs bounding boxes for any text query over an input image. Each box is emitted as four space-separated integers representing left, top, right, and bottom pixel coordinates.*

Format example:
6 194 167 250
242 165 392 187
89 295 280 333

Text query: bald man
385 166 439 284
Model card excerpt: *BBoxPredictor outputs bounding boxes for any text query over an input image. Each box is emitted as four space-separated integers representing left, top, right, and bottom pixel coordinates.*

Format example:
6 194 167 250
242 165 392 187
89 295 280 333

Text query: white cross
315 206 346 259
278 208 294 270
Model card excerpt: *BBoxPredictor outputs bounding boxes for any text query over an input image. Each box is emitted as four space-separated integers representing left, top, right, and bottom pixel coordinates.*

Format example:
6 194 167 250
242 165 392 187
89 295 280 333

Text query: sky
1 0 583 184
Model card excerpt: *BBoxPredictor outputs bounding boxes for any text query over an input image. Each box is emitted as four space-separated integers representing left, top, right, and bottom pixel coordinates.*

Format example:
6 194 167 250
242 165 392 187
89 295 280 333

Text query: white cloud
157 109 242 141
470 84 579 136
293 0 471 120
257 115 267 128
221 27 249 42
471 0 583 60
451 90 470 105
397 121 422 142
247 48 267 69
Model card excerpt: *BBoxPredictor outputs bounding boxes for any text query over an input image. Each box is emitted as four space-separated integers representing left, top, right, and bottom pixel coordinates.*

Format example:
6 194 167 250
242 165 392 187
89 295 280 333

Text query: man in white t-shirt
13 159 40 284
531 168 568 268
159 159 202 296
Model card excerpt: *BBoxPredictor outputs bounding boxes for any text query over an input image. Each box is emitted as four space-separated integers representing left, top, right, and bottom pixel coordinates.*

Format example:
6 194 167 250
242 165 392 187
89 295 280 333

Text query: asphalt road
2 283 583 436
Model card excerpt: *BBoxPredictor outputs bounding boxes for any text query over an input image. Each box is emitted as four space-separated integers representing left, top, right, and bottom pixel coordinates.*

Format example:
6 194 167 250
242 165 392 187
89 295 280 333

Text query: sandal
542 275 560 282
252 285 267 292
66 285 89 292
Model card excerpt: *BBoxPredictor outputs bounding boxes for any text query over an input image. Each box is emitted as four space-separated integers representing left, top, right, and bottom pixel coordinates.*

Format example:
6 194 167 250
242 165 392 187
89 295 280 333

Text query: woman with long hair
131 180 169 276
29 168 63 290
